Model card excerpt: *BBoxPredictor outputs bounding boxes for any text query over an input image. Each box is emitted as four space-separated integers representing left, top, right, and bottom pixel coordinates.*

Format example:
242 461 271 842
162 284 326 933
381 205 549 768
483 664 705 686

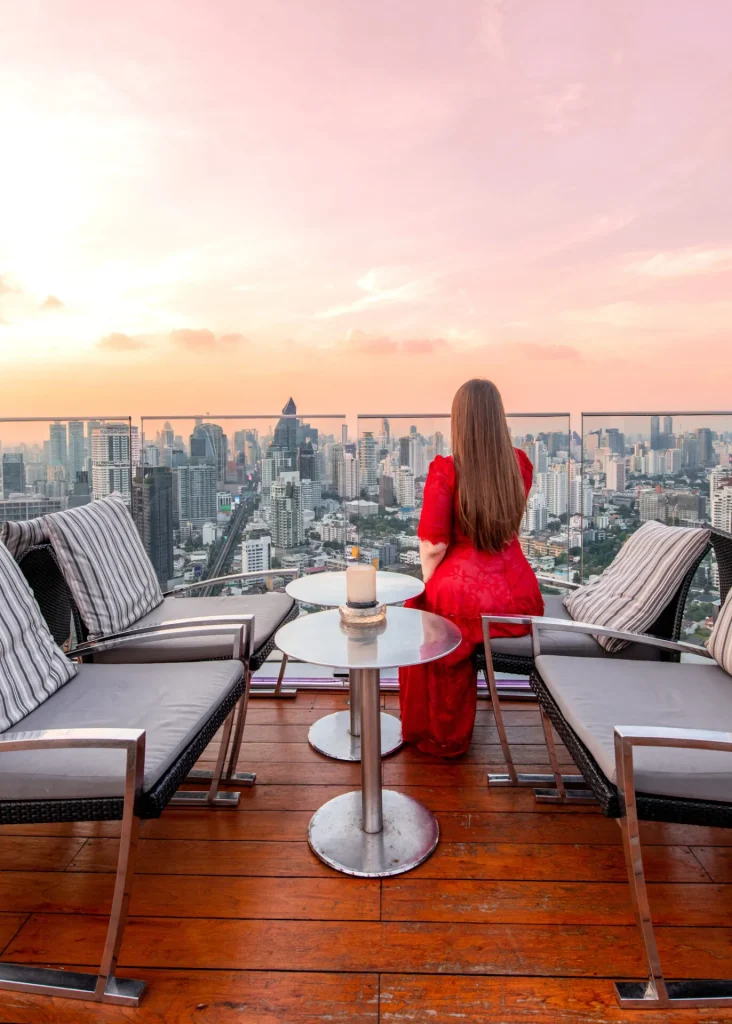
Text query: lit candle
346 564 377 606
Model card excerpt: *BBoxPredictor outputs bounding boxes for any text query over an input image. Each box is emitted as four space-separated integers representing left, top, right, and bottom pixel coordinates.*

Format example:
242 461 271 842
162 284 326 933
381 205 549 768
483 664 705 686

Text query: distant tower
132 467 175 587
68 421 86 483
49 422 68 469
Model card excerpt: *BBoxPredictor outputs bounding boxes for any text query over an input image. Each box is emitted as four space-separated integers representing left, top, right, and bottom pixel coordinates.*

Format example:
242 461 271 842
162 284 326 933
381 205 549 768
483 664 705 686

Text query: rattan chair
480 532 713 789
0 618 253 1007
17 544 298 788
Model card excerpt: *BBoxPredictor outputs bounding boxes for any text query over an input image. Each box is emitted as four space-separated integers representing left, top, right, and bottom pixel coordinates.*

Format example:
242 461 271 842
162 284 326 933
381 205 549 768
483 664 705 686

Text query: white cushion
564 521 709 652
0 543 77 732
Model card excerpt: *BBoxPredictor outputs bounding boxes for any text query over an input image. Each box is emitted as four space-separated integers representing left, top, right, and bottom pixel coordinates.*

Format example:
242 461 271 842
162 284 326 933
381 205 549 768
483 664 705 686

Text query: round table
275 606 461 878
285 571 425 762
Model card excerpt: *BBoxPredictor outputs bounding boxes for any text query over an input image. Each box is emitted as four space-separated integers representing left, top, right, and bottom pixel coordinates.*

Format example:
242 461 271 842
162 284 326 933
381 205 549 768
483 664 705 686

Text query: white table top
275 606 461 671
286 570 424 608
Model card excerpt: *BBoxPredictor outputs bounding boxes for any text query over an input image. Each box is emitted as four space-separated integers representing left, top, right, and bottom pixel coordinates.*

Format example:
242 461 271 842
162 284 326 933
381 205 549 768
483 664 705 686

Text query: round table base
308 790 439 878
308 710 402 762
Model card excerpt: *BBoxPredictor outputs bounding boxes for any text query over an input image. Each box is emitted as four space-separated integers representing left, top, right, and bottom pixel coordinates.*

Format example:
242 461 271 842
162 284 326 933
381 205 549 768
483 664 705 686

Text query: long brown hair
451 379 526 552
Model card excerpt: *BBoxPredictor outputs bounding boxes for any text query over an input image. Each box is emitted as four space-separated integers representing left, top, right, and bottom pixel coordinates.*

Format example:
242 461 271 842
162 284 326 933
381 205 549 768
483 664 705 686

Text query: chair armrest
0 728 145 811
68 619 254 663
481 614 714 659
614 725 732 815
535 574 582 591
164 569 299 596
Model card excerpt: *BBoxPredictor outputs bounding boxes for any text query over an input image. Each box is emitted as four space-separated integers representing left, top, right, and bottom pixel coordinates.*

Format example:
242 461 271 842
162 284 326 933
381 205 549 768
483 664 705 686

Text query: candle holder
339 601 387 631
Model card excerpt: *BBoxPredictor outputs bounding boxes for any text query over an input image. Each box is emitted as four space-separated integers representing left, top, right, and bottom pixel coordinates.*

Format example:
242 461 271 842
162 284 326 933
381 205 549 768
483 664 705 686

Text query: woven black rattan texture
0 672 246 825
530 667 732 828
711 527 732 607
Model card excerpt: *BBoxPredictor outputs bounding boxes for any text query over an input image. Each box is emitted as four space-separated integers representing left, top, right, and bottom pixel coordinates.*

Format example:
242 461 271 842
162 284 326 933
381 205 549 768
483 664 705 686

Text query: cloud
513 342 581 361
344 329 450 355
98 332 148 351
0 276 17 298
539 83 587 134
170 328 246 351
626 248 732 278
41 295 64 310
316 267 426 319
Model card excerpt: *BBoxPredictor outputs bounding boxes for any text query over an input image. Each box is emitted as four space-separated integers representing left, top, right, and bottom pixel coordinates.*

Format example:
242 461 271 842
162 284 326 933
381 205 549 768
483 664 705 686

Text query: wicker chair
17 544 298 788
0 618 253 1006
480 533 712 788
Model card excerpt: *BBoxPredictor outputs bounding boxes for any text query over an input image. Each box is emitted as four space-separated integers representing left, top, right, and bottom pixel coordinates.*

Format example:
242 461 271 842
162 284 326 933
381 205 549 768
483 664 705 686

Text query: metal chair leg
250 652 298 698
533 707 595 804
172 708 240 808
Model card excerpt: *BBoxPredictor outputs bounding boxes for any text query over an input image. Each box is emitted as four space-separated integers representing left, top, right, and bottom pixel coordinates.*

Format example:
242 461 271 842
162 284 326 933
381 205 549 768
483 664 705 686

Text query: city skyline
2 1 732 416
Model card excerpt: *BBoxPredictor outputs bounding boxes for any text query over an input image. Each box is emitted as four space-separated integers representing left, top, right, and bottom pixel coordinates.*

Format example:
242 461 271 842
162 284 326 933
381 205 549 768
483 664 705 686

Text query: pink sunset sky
1 0 732 420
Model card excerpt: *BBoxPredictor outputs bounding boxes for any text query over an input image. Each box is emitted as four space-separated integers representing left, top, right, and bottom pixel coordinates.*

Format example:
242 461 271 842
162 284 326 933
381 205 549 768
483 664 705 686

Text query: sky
1 0 732 422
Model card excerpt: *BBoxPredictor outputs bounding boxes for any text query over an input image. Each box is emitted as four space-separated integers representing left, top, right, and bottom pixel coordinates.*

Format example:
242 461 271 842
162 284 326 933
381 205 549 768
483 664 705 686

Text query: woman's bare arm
420 539 448 584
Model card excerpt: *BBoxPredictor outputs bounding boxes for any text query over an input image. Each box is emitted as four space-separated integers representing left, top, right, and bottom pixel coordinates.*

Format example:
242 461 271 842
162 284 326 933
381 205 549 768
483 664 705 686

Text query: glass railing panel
0 415 133 519
580 411 732 646
354 413 572 592
138 409 347 597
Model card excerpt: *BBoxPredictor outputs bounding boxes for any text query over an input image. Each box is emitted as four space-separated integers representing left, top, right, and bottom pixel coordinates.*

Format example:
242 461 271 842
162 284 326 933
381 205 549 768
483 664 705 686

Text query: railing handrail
582 410 732 418
356 412 571 419
0 416 131 423
140 413 346 421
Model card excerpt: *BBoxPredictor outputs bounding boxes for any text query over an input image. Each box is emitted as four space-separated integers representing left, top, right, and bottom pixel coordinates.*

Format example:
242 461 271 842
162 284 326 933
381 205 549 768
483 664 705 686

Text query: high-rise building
382 419 390 446
522 492 548 533
604 429 625 455
270 473 304 549
378 475 396 507
191 423 228 482
49 422 68 469
359 432 377 489
2 453 25 498
569 477 593 518
606 456 626 492
434 431 445 457
341 423 348 446
697 428 714 465
395 466 415 509
639 489 668 523
298 441 317 480
68 421 86 483
91 423 132 501
399 437 410 467
650 416 661 451
68 472 92 508
176 464 217 529
242 533 272 574
546 466 568 518
132 467 175 587
712 487 732 532
338 453 359 499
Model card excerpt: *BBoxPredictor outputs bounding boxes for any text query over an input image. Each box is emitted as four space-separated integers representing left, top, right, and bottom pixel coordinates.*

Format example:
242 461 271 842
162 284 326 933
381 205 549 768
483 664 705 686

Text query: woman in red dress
399 379 544 757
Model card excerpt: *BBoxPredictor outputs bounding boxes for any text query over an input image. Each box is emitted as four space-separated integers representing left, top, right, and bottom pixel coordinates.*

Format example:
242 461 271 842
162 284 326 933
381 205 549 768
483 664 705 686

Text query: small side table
275 606 461 877
285 571 424 761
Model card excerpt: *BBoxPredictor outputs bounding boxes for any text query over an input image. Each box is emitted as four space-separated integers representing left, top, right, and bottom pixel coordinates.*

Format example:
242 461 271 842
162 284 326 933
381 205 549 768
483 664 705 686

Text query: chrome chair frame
0 727 146 1005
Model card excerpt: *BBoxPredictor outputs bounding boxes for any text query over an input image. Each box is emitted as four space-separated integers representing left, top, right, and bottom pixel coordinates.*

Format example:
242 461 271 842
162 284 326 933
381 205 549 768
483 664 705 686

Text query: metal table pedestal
307 668 439 877
307 670 402 761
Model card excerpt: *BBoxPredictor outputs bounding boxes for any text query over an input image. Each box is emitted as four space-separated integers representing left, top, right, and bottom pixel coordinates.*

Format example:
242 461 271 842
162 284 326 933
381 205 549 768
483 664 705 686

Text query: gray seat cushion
91 593 295 664
0 660 243 801
536 654 732 803
489 595 662 662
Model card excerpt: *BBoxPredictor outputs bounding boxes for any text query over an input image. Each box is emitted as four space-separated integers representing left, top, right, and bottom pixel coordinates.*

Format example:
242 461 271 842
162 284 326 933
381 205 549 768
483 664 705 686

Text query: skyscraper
341 423 348 446
49 422 68 469
191 423 227 482
697 427 714 465
434 431 445 457
395 466 415 508
298 440 317 480
359 432 377 489
378 475 396 507
650 416 662 451
399 437 410 467
132 467 175 587
2 453 25 498
176 464 217 530
91 423 132 501
270 473 304 549
68 421 86 483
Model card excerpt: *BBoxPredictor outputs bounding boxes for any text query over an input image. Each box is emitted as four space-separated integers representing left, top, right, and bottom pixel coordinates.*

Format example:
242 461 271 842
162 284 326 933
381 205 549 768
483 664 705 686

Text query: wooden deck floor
1 693 732 1023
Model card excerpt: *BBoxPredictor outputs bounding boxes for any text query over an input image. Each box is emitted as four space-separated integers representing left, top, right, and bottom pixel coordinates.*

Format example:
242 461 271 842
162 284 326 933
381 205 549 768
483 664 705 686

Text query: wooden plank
379 975 716 1023
0 871 379 921
384 762 578 787
0 913 28 953
403 842 707 883
7 915 732 977
435 811 732 847
142 811 313 842
689 846 732 882
68 839 333 876
393 743 573 765
0 969 379 1024
0 837 86 872
238 723 547 745
194 760 364 786
381 878 732 925
229 785 602 813
0 822 122 839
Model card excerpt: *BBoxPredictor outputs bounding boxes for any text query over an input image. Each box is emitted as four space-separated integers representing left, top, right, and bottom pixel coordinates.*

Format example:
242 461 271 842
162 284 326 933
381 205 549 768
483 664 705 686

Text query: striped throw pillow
564 521 710 653
44 495 163 638
708 590 732 676
0 517 49 560
0 542 77 732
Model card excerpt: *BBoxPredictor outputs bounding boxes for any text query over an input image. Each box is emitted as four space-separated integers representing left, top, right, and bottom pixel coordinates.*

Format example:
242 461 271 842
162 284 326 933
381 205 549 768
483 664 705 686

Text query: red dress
399 450 544 757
